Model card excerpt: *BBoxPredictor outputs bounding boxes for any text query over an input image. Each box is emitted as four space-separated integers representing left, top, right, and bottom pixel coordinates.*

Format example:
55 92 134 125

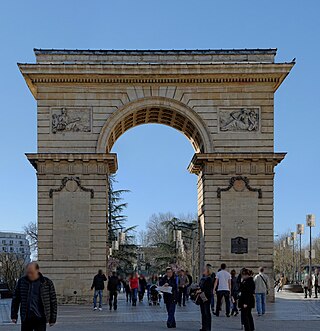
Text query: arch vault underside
20 49 293 303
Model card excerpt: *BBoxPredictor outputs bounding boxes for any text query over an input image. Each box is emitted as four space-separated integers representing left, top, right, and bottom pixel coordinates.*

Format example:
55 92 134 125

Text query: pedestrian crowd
10 262 272 331
274 268 320 299
91 263 269 331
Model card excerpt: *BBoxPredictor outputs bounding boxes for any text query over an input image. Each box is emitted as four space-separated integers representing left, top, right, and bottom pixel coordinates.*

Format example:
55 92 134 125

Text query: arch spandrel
96 97 213 154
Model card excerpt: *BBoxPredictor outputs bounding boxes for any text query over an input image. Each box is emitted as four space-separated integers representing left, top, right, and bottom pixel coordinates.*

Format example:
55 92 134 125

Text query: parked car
0 283 12 299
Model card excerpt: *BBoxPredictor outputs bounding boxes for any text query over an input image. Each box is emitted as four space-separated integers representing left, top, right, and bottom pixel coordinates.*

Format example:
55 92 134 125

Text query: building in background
0 232 31 262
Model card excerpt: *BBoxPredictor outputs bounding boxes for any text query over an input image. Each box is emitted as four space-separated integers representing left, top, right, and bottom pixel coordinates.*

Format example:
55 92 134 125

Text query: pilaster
189 152 285 293
26 153 117 303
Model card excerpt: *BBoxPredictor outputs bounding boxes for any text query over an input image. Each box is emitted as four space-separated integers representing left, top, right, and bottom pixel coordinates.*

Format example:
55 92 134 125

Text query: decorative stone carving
217 176 262 198
219 108 259 132
49 177 94 198
51 108 91 133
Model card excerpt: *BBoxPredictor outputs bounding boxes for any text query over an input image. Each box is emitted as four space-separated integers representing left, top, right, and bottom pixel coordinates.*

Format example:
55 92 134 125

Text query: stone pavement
1 291 320 330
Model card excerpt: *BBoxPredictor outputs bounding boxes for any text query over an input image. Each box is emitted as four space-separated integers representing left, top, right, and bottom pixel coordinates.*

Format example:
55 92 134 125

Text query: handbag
195 291 208 305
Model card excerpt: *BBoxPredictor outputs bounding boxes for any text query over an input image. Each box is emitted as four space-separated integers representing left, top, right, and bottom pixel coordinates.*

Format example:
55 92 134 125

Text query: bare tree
24 221 38 258
146 212 175 246
0 253 28 292
143 212 198 275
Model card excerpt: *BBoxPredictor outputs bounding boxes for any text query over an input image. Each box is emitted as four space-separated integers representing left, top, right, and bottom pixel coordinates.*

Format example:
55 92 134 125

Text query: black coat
107 275 120 292
159 275 178 304
91 273 107 290
238 277 255 309
11 273 57 324
199 276 213 301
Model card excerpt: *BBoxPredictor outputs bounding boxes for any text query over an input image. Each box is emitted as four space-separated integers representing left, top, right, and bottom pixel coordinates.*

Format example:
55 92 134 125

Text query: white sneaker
93 307 97 311
99 307 103 311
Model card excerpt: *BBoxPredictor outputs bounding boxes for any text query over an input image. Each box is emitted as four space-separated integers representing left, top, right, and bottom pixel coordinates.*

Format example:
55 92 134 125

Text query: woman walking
129 272 139 306
159 267 178 328
238 269 255 331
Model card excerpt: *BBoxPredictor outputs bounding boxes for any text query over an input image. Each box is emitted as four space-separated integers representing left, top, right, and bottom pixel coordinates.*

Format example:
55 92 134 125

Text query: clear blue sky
0 0 319 247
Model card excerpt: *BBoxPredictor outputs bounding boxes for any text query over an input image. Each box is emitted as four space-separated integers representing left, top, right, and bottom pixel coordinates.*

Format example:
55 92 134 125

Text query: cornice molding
188 152 286 174
28 75 281 85
18 62 294 98
26 153 118 173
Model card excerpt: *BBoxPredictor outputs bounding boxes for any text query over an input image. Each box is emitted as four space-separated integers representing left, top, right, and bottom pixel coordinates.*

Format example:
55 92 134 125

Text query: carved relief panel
51 107 92 134
218 107 260 132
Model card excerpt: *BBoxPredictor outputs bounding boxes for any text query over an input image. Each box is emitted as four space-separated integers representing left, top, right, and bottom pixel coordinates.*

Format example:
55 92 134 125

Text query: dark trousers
139 288 146 301
125 289 131 302
178 286 187 305
304 287 312 298
241 307 255 331
165 302 176 327
109 290 118 309
200 301 211 331
21 318 46 331
314 285 319 298
215 290 230 315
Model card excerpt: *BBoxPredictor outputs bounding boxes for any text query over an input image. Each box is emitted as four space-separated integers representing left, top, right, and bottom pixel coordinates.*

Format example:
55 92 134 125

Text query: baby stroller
149 285 161 306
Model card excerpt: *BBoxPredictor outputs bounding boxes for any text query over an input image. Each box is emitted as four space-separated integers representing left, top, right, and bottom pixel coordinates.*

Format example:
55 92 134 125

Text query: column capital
188 152 286 175
26 153 118 174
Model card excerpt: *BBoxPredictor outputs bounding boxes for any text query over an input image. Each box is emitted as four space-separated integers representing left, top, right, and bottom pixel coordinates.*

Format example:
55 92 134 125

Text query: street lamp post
306 214 316 278
296 224 305 282
282 239 287 277
286 236 292 281
291 232 297 283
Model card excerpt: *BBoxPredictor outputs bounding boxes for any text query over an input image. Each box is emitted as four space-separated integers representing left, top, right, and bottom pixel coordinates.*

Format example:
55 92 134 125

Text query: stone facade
19 49 294 302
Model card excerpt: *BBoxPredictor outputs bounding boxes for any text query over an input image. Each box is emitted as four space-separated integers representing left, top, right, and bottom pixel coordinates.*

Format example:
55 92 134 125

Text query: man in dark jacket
199 265 213 331
91 269 107 311
238 268 255 331
138 275 147 302
11 262 57 331
107 272 120 311
159 267 178 328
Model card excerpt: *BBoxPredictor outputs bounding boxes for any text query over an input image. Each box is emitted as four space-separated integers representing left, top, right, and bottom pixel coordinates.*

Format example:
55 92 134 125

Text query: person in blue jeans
91 269 107 311
129 273 139 306
253 267 270 316
159 267 178 328
214 263 231 317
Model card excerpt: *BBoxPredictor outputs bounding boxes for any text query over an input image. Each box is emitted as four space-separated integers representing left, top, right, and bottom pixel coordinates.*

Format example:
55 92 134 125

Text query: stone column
189 152 285 297
26 153 117 303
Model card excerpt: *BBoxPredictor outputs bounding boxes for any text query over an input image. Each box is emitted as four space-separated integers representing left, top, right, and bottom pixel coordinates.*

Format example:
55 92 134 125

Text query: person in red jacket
129 272 139 306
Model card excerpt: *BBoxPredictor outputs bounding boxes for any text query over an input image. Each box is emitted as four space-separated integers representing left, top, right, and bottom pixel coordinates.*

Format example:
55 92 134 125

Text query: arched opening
109 123 199 275
98 98 208 276
107 107 204 153
96 97 213 154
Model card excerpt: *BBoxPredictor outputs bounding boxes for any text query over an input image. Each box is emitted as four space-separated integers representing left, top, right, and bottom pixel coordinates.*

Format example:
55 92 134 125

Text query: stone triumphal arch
20 49 293 302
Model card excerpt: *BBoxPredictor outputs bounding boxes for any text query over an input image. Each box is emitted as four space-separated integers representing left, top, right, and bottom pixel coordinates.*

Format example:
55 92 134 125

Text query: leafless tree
24 221 38 258
0 253 28 292
143 212 198 275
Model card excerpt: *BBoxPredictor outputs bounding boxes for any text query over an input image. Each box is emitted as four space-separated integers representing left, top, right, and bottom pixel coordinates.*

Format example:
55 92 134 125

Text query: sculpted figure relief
52 108 91 133
220 108 259 132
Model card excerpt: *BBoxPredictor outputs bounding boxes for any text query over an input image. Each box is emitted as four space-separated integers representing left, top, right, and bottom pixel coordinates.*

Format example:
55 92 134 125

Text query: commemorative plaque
231 237 248 254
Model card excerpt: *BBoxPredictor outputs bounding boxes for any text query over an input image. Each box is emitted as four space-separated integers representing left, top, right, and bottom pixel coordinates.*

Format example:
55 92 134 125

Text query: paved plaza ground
1 291 320 330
